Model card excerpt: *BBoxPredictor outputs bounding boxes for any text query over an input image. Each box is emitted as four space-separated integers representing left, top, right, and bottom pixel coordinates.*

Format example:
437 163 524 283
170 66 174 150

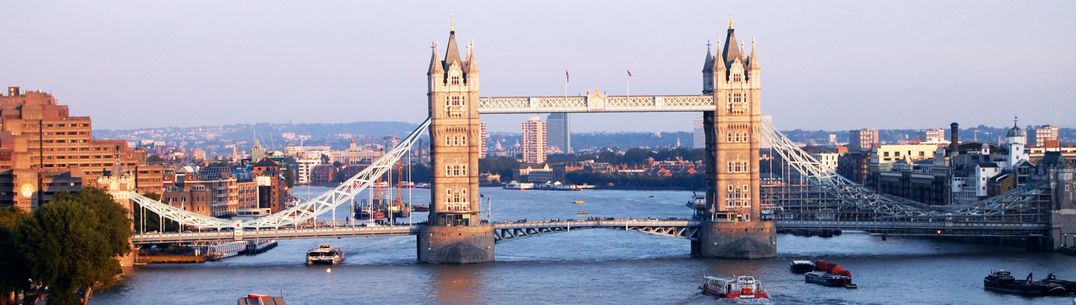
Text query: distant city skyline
2 1 1074 132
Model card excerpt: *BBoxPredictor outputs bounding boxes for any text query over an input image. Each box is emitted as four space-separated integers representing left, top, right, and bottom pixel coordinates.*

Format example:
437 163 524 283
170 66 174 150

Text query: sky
2 1 1074 133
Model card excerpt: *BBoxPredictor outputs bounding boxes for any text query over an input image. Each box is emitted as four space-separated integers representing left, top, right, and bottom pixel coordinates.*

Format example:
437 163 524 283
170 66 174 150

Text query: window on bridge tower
732 73 743 83
451 76 461 85
446 96 465 118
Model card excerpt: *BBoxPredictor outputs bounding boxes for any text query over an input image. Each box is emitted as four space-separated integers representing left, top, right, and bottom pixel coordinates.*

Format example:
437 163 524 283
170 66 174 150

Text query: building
546 113 571 154
252 158 288 212
479 121 489 159
0 86 163 210
848 128 879 152
809 152 839 173
869 144 940 174
521 116 547 164
310 164 336 185
1033 125 1060 149
922 128 947 144
295 152 323 185
692 118 705 149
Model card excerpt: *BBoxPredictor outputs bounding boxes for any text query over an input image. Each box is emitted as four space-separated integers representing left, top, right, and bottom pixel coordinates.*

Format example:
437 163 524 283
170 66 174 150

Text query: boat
577 210 589 215
411 204 430 212
984 270 1069 296
806 260 857 288
806 271 855 288
790 260 815 274
573 200 585 204
699 275 769 299
306 244 344 265
237 294 286 305
503 180 534 190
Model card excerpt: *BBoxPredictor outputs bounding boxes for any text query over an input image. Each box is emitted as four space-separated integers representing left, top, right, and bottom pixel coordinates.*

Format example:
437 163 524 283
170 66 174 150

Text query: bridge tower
417 22 496 264
692 18 777 259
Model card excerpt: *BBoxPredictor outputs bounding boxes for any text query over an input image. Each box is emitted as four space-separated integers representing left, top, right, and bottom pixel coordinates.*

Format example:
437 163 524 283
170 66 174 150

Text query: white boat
306 244 344 265
699 275 769 299
503 180 534 190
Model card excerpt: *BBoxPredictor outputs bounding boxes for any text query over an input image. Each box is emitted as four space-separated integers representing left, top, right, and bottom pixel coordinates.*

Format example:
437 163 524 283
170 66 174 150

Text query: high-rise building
848 128 880 152
546 113 571 154
1034 125 1060 149
480 121 489 158
0 86 163 211
692 118 705 149
521 116 547 164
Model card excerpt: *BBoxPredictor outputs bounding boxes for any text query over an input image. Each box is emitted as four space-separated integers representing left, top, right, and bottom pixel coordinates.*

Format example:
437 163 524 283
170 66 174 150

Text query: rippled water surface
96 187 1076 304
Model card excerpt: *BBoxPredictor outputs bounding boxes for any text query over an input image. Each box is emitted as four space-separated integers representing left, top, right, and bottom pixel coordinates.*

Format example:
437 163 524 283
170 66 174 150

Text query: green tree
18 189 132 305
0 208 30 305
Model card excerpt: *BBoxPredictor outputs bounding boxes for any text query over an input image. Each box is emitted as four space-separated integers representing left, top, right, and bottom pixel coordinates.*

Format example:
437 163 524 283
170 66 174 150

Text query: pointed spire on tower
713 39 726 73
428 40 443 75
722 17 742 67
702 40 714 72
444 17 463 69
466 39 479 74
748 36 760 70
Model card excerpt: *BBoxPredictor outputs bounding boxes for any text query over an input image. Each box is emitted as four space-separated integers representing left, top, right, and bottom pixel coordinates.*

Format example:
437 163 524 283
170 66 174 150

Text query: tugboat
790 260 815 274
306 244 344 265
699 275 769 299
806 260 857 289
573 199 585 204
984 270 1069 296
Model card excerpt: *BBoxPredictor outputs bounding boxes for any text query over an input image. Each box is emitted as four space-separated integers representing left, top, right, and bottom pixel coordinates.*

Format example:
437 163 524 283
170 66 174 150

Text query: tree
17 189 132 305
0 208 29 305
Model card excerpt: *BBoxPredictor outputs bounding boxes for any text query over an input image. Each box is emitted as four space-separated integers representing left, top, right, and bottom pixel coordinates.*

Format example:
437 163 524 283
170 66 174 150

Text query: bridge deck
132 219 1050 245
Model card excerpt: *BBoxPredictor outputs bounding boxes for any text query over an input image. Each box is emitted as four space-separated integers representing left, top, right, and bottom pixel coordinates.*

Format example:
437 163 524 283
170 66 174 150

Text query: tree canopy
15 188 132 305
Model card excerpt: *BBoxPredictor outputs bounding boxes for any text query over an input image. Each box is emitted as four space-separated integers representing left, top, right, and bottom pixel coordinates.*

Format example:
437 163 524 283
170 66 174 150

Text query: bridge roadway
132 218 1050 245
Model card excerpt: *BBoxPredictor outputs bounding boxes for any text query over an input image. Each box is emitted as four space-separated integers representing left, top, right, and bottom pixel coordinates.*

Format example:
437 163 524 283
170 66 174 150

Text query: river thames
96 187 1075 304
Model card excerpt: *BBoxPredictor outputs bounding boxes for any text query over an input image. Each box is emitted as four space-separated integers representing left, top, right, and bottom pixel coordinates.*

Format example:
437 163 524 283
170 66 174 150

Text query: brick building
0 86 163 210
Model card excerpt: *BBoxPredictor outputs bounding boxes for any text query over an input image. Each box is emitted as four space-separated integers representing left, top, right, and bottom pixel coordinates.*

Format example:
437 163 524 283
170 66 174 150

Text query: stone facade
421 24 493 263
696 20 776 259
417 225 495 264
692 221 776 259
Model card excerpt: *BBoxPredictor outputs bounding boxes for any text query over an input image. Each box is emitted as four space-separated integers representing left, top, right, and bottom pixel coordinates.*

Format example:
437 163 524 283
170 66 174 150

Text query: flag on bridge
627 69 633 79
565 69 570 83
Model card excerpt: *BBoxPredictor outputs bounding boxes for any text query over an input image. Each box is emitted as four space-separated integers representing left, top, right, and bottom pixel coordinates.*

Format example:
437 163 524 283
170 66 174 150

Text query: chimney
7 86 19 97
949 122 959 154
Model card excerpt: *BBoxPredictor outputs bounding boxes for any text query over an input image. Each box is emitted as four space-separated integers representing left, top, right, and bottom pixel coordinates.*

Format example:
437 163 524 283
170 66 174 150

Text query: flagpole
564 68 568 99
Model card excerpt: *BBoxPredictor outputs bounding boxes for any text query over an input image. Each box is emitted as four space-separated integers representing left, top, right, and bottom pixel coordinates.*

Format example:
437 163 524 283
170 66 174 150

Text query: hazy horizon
3 1 1074 132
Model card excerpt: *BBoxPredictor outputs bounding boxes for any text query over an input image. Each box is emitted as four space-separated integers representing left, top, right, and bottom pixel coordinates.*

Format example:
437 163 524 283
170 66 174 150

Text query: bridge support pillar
692 221 776 259
417 225 495 264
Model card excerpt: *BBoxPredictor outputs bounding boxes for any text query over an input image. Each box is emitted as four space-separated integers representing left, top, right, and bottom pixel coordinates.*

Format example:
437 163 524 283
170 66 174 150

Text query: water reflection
431 264 488 305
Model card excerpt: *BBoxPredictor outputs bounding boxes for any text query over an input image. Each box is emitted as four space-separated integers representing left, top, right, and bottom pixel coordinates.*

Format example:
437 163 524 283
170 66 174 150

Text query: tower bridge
126 20 1071 263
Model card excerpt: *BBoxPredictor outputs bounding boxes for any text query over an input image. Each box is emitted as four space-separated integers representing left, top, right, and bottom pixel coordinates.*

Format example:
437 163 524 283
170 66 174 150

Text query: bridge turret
702 41 714 94
748 37 761 88
420 20 495 264
693 17 776 259
428 41 444 92
713 40 727 85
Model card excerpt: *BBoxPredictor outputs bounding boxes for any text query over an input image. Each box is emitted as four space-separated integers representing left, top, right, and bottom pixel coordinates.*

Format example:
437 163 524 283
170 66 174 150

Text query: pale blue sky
2 1 1074 132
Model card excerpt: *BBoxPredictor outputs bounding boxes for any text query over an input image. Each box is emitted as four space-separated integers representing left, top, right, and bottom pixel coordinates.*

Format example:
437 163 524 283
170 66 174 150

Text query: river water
96 187 1076 305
